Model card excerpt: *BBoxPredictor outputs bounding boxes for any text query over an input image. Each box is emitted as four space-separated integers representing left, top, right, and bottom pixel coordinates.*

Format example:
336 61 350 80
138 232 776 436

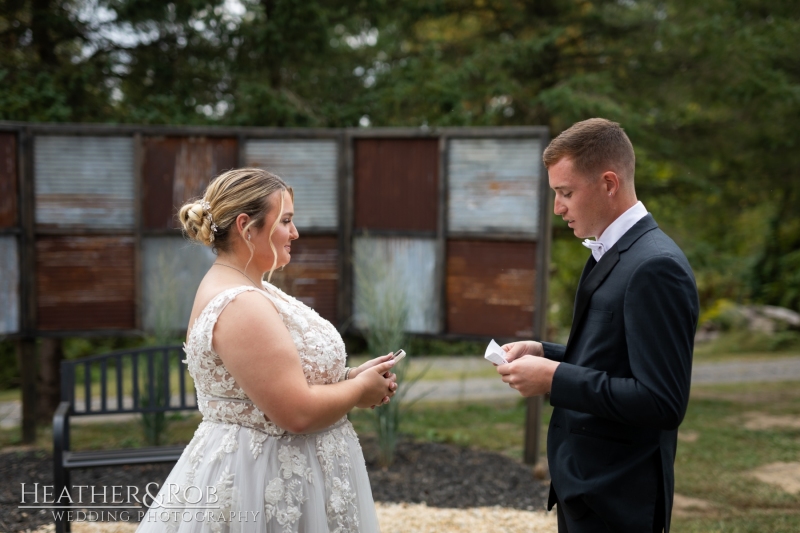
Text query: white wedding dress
136 283 380 533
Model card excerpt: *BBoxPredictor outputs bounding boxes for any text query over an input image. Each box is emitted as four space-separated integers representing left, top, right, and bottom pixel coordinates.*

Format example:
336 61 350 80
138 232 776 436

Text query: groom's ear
600 170 620 196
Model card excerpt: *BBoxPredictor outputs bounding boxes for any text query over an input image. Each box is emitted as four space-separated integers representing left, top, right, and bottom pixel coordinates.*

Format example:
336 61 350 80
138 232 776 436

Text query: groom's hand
497 355 559 397
502 341 544 363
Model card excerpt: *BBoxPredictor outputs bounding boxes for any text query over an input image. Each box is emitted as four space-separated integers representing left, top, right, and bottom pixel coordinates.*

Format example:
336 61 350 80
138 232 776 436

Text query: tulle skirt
135 418 380 533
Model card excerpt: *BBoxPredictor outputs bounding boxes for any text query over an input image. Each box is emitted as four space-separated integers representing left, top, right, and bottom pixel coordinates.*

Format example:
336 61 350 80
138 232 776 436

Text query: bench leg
54 468 70 533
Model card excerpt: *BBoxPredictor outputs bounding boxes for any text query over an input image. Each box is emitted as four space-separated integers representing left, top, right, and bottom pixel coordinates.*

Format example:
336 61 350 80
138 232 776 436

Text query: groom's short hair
543 118 636 186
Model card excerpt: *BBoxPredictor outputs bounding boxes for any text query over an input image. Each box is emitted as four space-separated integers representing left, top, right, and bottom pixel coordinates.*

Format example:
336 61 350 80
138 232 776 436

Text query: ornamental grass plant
140 250 180 445
353 245 429 466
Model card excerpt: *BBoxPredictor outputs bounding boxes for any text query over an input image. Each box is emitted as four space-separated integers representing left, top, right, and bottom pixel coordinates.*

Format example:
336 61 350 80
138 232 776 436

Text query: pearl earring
248 234 251 240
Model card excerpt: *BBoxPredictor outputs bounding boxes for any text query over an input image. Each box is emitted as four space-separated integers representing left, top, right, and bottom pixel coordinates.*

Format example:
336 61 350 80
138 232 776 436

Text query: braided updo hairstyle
178 168 293 276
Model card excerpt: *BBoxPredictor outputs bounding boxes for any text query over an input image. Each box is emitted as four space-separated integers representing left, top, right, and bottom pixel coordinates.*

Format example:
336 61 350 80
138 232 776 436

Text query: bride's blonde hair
178 168 293 281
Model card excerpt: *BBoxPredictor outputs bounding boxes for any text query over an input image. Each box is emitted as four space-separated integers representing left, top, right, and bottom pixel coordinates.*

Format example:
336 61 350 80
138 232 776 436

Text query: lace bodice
184 283 348 435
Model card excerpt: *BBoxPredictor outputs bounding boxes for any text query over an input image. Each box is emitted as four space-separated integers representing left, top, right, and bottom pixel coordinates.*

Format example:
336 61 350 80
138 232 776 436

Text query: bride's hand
502 341 544 363
349 353 398 407
349 353 394 380
353 359 397 408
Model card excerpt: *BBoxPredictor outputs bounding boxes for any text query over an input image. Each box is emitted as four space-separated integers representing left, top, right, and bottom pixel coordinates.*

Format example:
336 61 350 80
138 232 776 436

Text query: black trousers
556 501 611 533
555 494 665 533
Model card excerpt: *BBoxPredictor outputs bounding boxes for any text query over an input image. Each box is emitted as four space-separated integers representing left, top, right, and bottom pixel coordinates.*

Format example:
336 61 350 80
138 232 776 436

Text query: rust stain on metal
0 134 17 228
34 136 135 229
270 235 338 322
36 236 136 330
245 139 339 230
446 240 537 337
448 138 541 235
354 138 438 232
142 137 238 229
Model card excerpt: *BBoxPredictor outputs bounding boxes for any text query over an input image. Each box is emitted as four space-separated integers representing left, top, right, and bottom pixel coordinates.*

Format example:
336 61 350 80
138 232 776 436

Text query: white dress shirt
582 201 648 261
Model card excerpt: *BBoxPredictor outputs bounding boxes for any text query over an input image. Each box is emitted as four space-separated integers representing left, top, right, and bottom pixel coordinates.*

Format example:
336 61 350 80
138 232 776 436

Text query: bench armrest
53 401 71 458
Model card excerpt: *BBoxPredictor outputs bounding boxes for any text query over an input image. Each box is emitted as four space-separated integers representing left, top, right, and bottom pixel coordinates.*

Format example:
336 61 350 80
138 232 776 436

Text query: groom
498 118 699 532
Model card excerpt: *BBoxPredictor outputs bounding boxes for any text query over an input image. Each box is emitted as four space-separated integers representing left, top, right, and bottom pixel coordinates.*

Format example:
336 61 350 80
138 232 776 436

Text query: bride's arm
211 291 395 434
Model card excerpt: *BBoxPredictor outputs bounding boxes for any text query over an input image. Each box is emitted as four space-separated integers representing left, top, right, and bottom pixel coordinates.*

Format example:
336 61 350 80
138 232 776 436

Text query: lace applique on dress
328 477 358 533
184 284 348 435
185 421 213 484
248 429 268 460
210 425 240 462
264 444 313 532
263 477 306 533
258 283 348 386
316 424 360 532
210 467 238 533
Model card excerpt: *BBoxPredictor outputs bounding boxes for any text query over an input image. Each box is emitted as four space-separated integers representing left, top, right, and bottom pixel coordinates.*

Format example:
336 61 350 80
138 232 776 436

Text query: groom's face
549 157 610 239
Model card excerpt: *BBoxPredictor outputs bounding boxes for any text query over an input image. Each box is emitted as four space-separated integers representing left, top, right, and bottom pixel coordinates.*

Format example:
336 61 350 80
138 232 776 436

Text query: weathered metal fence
0 122 552 462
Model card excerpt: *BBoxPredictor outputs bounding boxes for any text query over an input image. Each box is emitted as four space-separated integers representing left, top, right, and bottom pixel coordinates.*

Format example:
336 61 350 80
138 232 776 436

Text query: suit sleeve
541 341 566 362
549 255 699 430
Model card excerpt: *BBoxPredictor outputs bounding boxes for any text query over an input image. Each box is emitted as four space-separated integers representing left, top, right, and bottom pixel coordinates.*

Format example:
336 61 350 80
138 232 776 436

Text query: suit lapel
565 214 660 347
568 248 619 342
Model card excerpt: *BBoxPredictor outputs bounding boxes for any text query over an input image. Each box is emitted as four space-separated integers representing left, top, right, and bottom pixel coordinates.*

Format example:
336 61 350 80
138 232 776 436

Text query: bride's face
251 190 298 271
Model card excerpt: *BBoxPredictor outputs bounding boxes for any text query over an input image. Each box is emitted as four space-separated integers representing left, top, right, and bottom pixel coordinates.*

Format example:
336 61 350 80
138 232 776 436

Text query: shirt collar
582 201 648 261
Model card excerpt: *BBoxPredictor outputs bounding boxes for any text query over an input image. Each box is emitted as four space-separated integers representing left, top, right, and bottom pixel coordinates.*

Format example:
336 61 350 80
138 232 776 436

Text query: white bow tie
582 239 605 260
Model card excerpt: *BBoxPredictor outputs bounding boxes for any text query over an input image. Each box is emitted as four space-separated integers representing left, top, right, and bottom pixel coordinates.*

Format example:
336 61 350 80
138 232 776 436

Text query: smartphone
392 349 406 363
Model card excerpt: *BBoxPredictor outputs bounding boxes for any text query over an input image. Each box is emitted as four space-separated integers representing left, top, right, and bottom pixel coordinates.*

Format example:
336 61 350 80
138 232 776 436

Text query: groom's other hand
502 340 544 362
497 356 560 397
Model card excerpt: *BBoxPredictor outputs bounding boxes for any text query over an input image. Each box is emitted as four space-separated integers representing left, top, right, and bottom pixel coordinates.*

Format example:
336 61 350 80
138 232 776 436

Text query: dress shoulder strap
189 285 262 354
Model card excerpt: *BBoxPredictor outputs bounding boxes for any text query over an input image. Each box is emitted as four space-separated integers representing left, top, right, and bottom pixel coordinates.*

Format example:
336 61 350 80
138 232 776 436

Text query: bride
136 168 397 532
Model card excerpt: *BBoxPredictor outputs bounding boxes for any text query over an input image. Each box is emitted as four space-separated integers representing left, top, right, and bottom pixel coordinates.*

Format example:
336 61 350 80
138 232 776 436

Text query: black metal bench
53 345 197 533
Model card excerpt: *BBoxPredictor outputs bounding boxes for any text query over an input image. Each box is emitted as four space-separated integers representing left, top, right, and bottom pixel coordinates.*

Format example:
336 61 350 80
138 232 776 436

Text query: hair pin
200 199 218 240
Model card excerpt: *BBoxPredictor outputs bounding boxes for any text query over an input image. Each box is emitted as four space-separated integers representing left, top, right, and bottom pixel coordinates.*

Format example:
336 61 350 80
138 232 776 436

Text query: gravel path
27 504 559 533
690 356 800 384
402 355 800 402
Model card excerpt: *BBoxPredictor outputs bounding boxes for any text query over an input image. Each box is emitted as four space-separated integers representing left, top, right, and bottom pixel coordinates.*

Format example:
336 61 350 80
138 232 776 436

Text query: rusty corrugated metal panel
0 236 19 334
142 137 238 229
448 138 541 235
270 236 339 323
446 240 537 337
34 136 135 230
142 236 216 332
36 236 136 330
0 134 17 228
246 140 338 230
352 236 439 333
354 139 438 232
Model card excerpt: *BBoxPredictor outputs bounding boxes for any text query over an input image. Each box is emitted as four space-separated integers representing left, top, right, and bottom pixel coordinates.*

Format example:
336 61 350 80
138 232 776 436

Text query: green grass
671 381 800 532
0 387 18 402
2 380 799 531
693 330 800 363
65 355 195 402
350 398 551 462
0 412 202 451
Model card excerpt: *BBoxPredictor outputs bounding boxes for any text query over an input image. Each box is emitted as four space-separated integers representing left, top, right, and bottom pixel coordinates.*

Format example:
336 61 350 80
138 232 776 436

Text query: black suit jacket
543 214 699 532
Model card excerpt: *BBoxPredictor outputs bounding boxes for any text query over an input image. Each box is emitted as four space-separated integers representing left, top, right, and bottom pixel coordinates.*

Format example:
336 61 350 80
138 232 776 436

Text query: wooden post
37 337 63 422
18 127 37 443
133 132 143 332
339 131 354 328
436 134 448 334
523 130 553 465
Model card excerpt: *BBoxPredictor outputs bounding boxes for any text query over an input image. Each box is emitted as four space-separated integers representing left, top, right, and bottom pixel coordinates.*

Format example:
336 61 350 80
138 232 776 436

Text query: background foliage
2 0 799 339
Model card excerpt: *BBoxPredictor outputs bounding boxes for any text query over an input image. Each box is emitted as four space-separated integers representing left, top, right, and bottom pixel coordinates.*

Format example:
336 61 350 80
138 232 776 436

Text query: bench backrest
60 345 198 416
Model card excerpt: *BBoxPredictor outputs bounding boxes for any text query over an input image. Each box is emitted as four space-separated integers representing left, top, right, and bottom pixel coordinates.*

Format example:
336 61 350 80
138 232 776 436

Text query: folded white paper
484 339 508 365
